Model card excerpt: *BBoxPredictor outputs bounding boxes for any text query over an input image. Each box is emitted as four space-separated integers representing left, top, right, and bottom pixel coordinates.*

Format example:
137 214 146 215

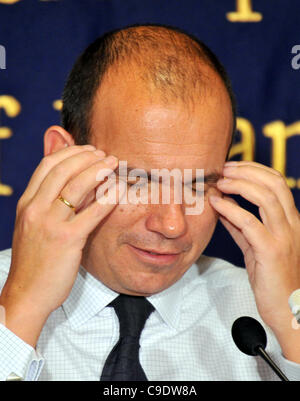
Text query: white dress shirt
0 247 300 381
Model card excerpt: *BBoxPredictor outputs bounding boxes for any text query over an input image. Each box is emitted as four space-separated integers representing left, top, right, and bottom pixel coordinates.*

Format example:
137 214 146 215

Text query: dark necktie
100 293 155 381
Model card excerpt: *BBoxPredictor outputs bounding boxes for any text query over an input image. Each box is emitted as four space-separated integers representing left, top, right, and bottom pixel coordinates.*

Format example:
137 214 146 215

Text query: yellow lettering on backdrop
263 120 300 189
0 95 21 196
228 117 256 161
53 99 62 111
226 0 263 22
0 0 20 4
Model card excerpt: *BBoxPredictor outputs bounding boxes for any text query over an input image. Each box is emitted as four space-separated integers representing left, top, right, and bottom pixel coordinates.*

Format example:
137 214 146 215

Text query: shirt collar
62 265 118 329
147 275 184 330
62 263 194 331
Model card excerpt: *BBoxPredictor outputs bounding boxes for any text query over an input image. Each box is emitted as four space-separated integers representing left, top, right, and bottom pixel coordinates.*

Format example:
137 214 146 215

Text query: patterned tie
100 293 155 381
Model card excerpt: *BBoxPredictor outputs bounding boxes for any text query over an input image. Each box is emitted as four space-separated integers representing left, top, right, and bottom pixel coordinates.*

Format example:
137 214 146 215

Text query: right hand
0 144 123 346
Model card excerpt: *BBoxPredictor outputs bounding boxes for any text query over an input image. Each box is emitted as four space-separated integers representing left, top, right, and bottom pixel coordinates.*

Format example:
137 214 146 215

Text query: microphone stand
256 346 289 381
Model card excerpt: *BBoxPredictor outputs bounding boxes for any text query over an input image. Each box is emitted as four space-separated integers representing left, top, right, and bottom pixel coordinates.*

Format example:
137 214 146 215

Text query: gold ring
57 195 76 211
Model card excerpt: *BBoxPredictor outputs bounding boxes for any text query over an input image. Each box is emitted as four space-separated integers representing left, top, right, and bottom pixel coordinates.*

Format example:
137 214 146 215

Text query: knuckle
82 150 99 160
275 172 284 181
15 201 76 244
273 172 287 187
70 144 81 150
244 214 257 227
72 145 91 151
52 163 66 178
272 168 283 177
64 179 82 196
40 154 54 169
22 203 38 223
17 203 40 232
266 191 278 206
16 196 25 214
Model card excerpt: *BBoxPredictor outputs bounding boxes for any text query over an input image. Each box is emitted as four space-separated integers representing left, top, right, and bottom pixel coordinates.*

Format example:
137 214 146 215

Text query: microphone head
231 316 267 356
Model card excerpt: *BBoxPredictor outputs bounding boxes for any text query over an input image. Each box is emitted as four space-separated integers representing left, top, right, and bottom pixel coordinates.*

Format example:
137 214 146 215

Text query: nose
145 203 187 239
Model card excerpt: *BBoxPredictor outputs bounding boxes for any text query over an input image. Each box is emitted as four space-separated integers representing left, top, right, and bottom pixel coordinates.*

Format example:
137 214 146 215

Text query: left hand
209 160 300 335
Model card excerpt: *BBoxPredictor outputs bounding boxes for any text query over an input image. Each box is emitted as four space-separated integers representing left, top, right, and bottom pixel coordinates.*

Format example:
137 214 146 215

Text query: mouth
127 244 181 265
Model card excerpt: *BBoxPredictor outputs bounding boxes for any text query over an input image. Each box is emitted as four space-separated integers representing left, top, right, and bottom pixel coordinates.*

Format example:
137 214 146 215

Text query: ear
43 125 75 156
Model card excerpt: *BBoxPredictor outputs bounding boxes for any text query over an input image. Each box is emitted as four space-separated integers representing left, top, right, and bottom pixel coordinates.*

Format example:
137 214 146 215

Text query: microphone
231 316 289 381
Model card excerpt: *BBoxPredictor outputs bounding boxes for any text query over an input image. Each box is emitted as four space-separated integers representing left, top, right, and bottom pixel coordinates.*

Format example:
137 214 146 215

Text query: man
0 23 299 381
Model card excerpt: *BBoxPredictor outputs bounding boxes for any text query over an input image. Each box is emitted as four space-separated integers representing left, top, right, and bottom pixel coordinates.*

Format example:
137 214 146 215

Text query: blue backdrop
0 0 299 268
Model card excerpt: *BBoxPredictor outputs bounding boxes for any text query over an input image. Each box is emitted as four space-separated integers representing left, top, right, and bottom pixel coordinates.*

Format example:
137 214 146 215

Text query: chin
115 269 185 297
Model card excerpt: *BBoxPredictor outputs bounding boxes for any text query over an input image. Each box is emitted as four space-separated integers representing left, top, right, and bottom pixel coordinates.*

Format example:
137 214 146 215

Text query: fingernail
94 149 106 158
103 155 118 166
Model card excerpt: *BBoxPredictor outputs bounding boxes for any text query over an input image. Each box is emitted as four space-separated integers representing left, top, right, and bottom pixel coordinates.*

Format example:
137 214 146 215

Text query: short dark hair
61 23 237 159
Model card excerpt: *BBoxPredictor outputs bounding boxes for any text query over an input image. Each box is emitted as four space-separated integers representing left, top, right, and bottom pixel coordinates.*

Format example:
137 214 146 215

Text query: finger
217 177 290 237
209 195 274 253
218 196 254 260
33 151 112 207
219 214 256 268
51 158 119 220
223 164 297 227
225 160 282 176
69 179 127 236
219 222 248 256
75 188 97 214
20 144 97 205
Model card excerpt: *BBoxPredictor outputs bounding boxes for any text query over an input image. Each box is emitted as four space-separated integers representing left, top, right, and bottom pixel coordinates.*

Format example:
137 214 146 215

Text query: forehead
90 68 232 169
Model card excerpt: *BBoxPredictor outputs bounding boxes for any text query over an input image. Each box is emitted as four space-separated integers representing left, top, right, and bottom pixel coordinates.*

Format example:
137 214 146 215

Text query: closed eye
126 179 207 193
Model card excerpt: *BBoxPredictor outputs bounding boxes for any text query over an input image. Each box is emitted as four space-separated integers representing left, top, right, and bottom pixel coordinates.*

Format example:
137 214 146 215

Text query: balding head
100 26 222 106
61 23 236 156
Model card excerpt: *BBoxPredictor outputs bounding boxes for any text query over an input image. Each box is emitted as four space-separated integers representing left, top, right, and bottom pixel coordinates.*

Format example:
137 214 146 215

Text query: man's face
81 66 233 296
